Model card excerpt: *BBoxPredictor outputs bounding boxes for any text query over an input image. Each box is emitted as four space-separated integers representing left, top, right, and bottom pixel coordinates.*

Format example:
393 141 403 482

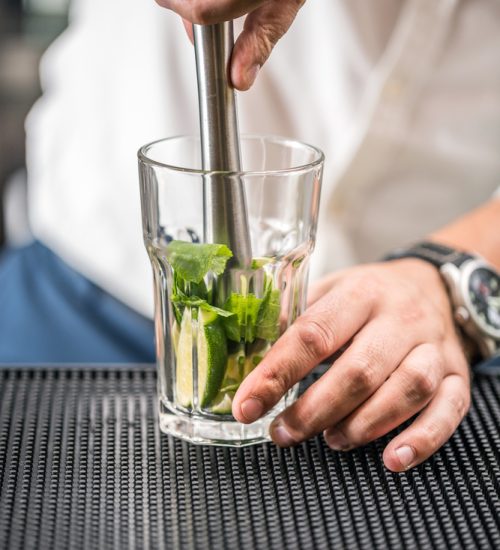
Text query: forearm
430 198 500 270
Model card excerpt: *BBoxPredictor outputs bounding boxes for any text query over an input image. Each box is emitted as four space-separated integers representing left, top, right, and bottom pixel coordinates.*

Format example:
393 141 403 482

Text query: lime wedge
210 393 233 415
175 308 194 408
244 341 271 378
197 308 227 407
171 318 180 357
225 346 245 380
175 307 228 409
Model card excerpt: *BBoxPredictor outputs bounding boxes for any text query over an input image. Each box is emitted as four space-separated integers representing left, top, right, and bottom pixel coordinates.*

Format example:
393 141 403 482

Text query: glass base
158 400 281 447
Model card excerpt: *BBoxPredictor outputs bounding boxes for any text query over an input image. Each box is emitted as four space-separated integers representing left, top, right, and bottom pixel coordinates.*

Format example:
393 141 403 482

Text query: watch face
467 266 500 335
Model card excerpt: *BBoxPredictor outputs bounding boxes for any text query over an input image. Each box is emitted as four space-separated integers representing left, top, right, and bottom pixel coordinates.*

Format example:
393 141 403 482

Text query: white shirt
26 0 500 317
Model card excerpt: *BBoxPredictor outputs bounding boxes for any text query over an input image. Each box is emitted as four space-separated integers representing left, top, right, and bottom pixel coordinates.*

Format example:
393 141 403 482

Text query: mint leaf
222 314 241 342
188 280 208 300
171 292 234 318
220 383 240 393
167 240 232 283
223 293 263 343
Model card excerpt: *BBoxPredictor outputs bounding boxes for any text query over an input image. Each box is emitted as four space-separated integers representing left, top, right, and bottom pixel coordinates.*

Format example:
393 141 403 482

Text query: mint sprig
168 240 281 344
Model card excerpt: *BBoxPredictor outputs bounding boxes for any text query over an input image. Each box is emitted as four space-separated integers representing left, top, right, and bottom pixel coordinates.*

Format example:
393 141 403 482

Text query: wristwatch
384 241 500 359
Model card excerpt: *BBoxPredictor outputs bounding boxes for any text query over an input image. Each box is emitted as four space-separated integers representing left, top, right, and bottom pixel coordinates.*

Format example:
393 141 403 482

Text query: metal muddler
193 22 252 268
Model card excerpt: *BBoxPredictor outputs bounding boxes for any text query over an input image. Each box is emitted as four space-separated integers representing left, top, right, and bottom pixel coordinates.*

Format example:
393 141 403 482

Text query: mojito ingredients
168 240 281 413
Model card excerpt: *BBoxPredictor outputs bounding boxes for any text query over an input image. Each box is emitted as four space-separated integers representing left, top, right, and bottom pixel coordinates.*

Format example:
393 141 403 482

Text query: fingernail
395 445 416 470
324 430 350 451
240 398 264 423
271 422 297 447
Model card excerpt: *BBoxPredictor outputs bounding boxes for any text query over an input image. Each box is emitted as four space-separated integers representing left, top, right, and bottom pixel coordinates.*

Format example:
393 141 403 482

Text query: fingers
231 0 305 90
383 373 470 472
182 19 194 43
157 0 266 25
232 282 375 424
268 317 426 446
159 0 305 90
323 343 444 450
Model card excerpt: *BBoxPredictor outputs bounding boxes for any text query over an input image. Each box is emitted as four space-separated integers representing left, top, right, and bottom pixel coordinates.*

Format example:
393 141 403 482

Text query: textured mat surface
0 366 499 550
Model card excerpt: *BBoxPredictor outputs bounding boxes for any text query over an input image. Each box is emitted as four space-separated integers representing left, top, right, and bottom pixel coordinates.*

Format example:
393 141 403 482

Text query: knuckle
348 354 379 394
402 348 442 402
358 415 380 443
262 21 285 43
413 370 437 399
254 26 276 59
259 361 290 397
404 365 438 402
293 318 334 359
344 416 378 447
189 3 215 25
288 399 322 436
254 19 289 57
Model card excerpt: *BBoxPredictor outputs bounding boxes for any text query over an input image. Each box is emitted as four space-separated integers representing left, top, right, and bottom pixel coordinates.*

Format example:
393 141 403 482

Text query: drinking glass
138 135 323 446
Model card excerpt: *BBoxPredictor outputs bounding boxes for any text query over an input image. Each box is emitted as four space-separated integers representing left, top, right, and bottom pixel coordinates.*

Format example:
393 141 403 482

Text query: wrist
428 199 500 271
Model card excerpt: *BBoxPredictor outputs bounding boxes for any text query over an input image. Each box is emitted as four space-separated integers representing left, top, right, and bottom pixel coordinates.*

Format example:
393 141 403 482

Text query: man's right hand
155 0 305 90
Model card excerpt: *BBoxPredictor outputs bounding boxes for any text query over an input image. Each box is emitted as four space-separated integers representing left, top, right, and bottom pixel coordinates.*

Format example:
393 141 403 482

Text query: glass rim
137 134 325 177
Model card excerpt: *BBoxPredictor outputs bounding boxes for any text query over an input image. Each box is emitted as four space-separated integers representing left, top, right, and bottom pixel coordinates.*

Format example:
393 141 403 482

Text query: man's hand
155 0 305 90
232 259 471 472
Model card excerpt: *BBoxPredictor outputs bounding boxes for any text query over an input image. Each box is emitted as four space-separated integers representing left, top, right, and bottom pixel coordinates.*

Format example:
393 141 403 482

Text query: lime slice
225 346 245 381
197 308 228 407
175 308 194 408
209 393 233 415
171 318 180 357
175 307 228 409
244 341 271 378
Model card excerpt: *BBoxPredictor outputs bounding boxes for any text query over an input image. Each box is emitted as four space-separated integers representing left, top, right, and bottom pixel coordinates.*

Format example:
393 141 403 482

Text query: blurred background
0 0 68 247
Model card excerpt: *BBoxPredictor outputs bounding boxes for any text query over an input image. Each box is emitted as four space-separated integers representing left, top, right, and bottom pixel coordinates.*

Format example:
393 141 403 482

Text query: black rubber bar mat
0 366 499 550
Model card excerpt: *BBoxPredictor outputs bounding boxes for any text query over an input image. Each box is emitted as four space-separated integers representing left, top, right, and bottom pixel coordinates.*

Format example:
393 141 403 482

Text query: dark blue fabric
0 241 155 363
473 353 500 376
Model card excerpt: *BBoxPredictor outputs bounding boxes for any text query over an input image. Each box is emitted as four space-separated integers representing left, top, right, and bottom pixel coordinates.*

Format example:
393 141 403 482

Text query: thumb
231 0 305 90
